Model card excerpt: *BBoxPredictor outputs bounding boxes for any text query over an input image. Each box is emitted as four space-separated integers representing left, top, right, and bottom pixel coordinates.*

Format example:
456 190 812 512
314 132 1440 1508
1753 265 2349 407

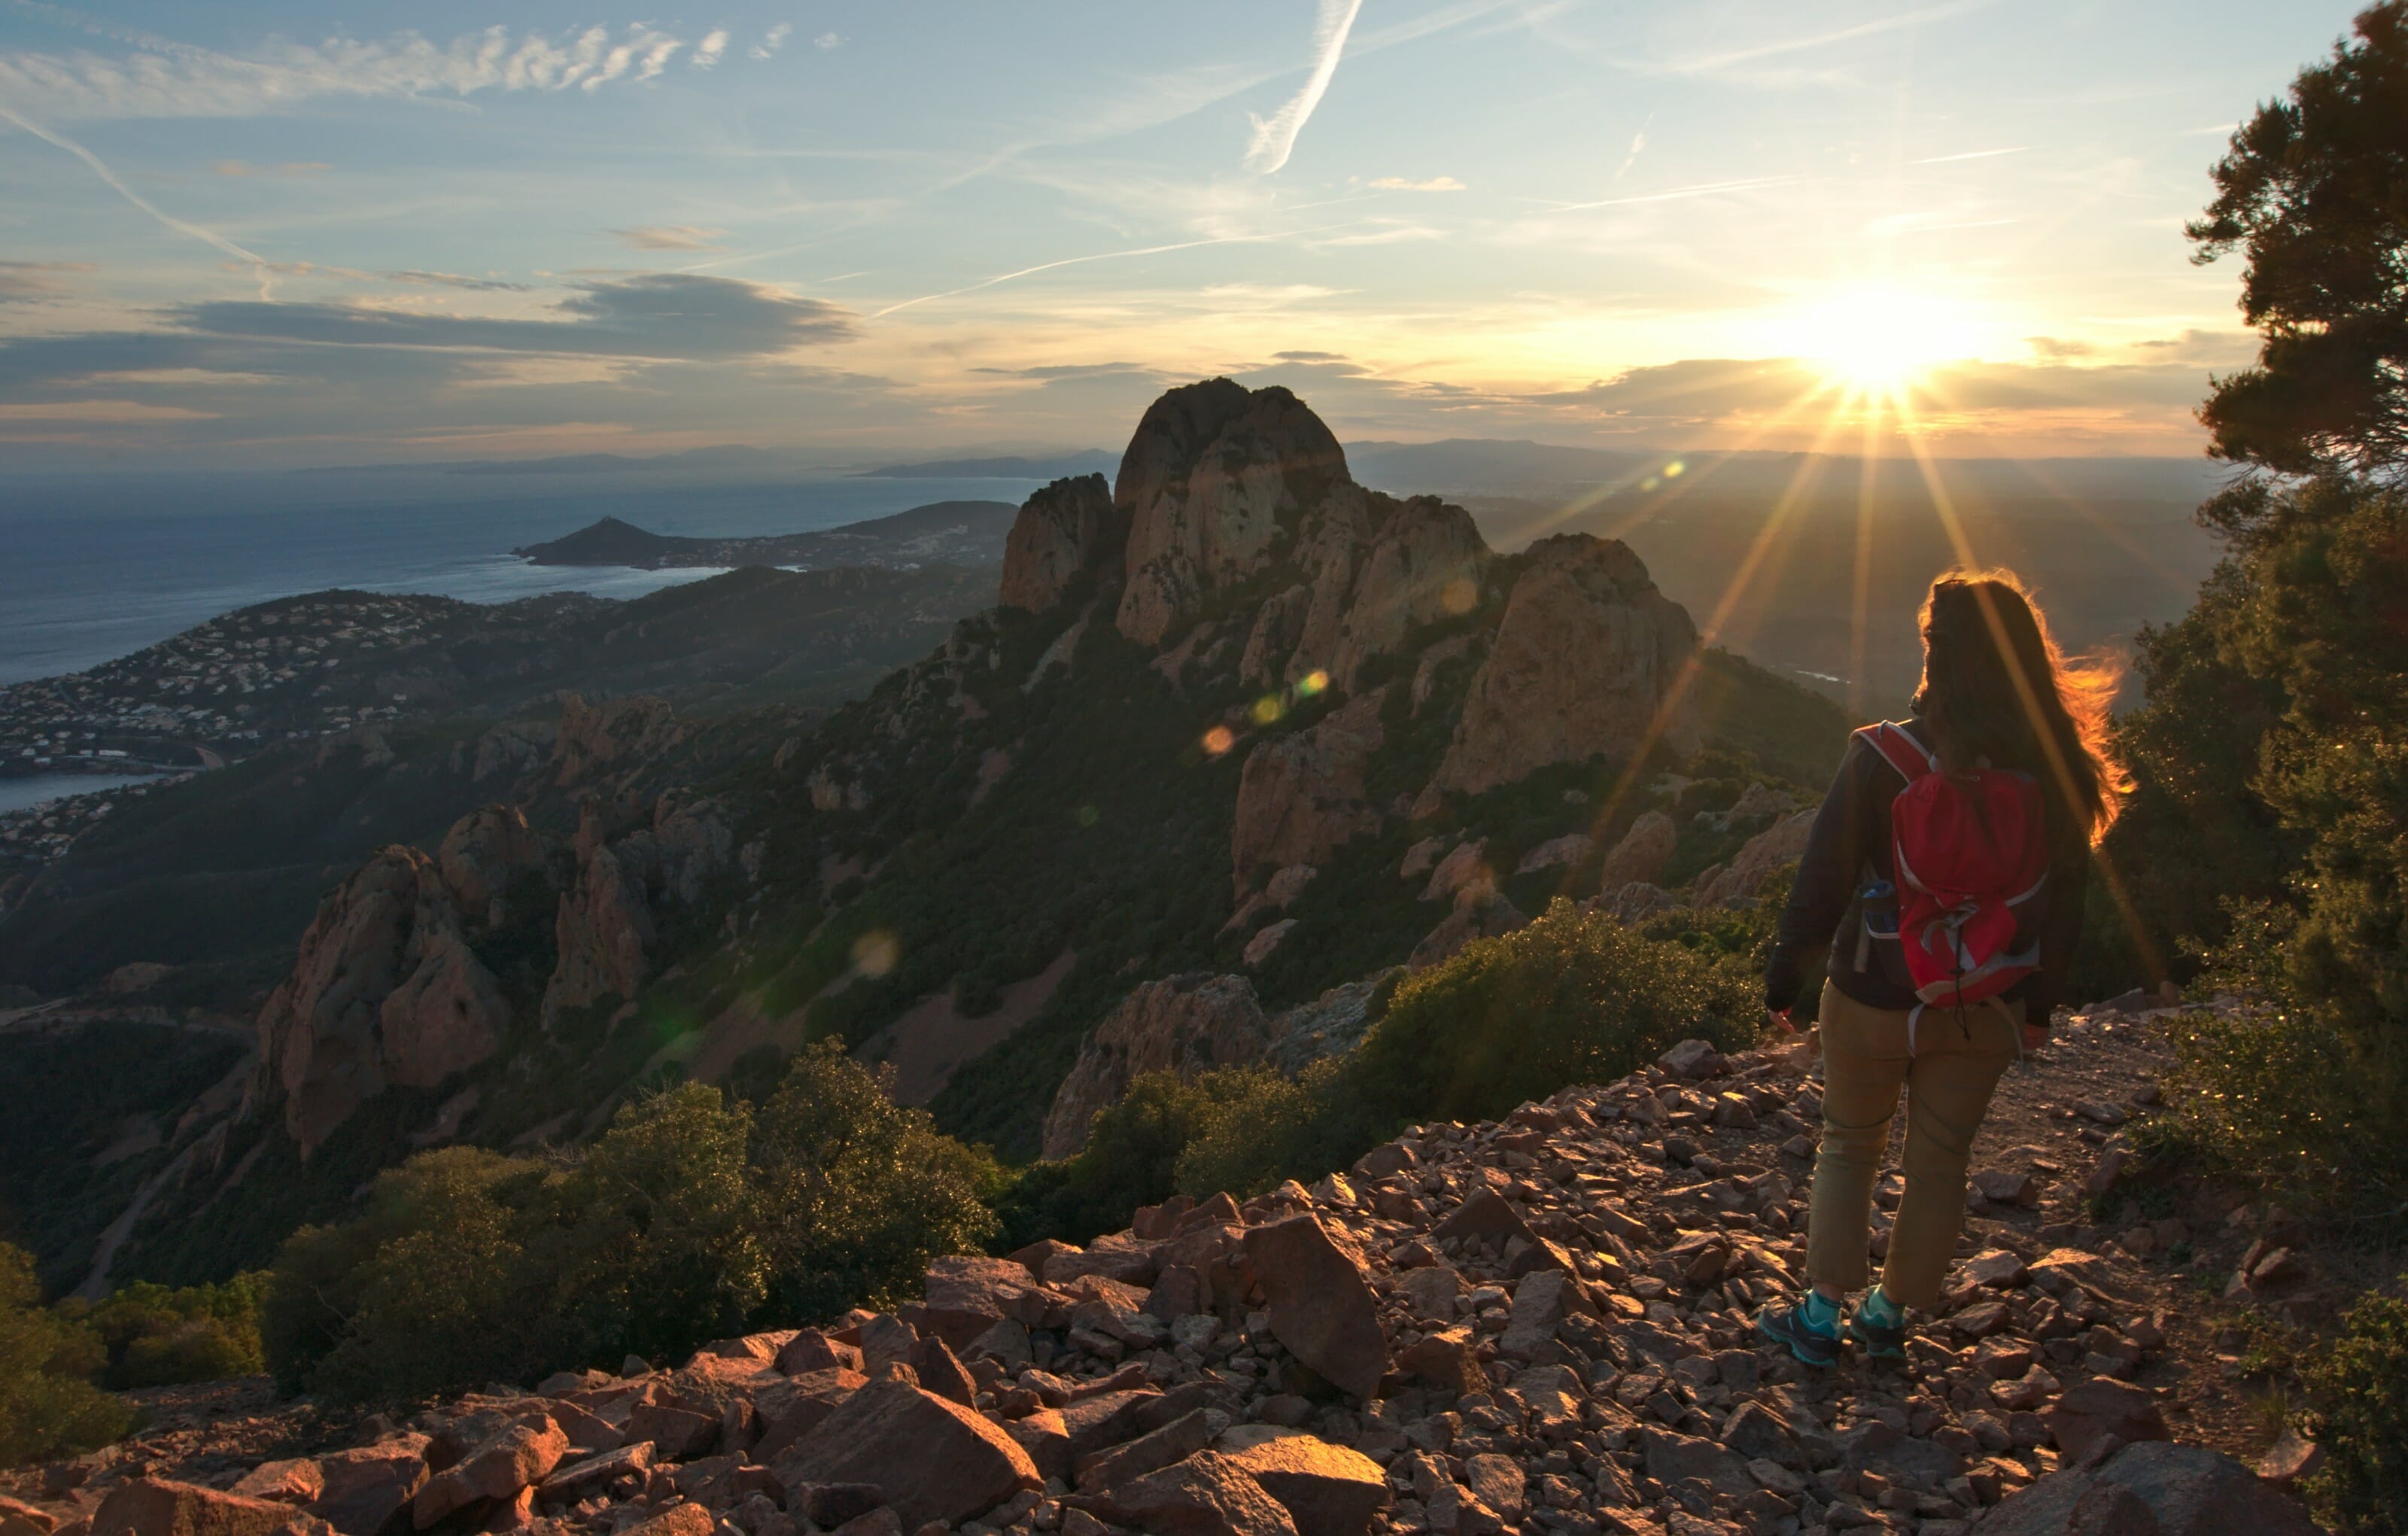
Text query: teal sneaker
1756 1291 1842 1368
1850 1285 1909 1361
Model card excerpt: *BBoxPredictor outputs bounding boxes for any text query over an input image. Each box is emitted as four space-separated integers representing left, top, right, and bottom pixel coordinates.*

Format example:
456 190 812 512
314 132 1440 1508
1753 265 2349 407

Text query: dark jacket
1764 717 2087 1022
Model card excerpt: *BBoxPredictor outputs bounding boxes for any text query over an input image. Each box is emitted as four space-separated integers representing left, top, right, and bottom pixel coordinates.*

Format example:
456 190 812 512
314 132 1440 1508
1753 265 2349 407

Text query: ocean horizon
0 470 1044 686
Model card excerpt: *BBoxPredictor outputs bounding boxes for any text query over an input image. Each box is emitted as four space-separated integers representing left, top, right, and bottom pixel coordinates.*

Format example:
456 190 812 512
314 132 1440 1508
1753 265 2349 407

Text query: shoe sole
1756 1315 1839 1370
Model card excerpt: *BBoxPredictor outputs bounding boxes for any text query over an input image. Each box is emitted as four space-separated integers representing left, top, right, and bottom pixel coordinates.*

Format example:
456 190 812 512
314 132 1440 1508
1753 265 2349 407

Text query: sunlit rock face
1433 534 1698 797
1114 381 1350 646
999 473 1121 614
254 844 511 1157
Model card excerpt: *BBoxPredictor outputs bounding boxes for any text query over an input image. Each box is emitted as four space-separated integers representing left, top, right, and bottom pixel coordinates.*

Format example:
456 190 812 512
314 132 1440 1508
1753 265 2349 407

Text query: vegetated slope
0 564 996 996
48 379 1863 1301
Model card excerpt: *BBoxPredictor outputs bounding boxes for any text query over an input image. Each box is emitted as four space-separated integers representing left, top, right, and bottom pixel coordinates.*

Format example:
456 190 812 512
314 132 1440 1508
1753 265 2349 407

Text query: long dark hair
1912 569 2128 847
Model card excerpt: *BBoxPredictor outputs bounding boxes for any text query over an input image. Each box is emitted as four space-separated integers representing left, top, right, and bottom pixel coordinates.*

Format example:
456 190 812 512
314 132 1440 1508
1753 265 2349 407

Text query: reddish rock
1400 1326 1487 1395
615 1507 711 1536
1003 1409 1075 1482
1088 1452 1300 1536
1432 534 1698 795
540 1444 652 1499
1595 812 1677 892
771 1382 1038 1530
623 1402 717 1459
2045 1376 2170 1462
1239 1214 1388 1400
93 1481 329 1536
307 1441 433 1536
774 1329 863 1376
411 1419 567 1530
1230 689 1389 899
1041 975 1270 1159
1692 811 1815 908
918 1257 1060 1350
1221 1437 1391 1535
1073 1410 1215 1492
1001 475 1123 613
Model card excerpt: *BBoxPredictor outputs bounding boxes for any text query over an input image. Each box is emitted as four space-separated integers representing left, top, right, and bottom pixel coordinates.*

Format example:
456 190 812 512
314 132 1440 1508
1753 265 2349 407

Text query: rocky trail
2 996 2335 1536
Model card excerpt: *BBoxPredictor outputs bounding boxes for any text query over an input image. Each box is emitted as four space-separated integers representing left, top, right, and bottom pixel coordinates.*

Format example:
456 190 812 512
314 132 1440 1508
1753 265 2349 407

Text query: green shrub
74 1273 268 1388
1349 899 1761 1125
2300 1281 2408 1534
0 1244 132 1468
263 1045 998 1403
2159 904 2408 1221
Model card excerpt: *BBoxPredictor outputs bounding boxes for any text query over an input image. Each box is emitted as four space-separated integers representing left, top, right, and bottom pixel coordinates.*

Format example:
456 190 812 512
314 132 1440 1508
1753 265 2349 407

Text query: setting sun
1780 288 1993 393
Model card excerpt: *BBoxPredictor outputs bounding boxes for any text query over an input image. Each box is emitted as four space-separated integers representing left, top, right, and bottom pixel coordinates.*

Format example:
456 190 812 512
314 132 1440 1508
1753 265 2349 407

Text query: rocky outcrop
1041 975 1271 1159
436 804 549 927
1324 497 1487 692
1432 535 1698 797
554 694 684 788
1114 382 1350 646
543 795 728 1022
1595 809 1677 891
1692 808 1814 907
254 847 509 1158
1229 689 1388 896
1406 890 1527 971
999 475 1123 614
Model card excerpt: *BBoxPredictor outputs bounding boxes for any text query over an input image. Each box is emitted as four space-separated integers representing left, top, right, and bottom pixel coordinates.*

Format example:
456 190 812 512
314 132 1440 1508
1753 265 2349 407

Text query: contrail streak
866 226 1359 319
0 101 271 280
1245 0 1364 175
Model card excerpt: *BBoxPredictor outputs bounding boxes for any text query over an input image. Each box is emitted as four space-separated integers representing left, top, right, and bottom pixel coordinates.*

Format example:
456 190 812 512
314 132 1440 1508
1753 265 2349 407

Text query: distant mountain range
511 500 1017 570
856 450 1119 479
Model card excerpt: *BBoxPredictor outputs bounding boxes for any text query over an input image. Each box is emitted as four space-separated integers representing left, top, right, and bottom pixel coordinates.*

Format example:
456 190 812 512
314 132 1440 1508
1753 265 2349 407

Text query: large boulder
1114 382 1349 646
1220 1437 1390 1534
1041 975 1271 1159
411 1418 567 1528
1001 474 1123 613
1088 1452 1299 1536
93 1480 329 1536
1595 811 1677 891
1692 809 1815 907
254 847 510 1157
1431 534 1698 796
1239 1215 1388 1399
1230 688 1388 896
772 1381 1038 1530
543 838 653 1020
1979 1440 2320 1536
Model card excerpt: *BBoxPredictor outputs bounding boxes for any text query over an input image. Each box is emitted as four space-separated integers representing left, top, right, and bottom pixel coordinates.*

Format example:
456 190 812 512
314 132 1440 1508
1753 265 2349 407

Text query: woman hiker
1756 570 2127 1366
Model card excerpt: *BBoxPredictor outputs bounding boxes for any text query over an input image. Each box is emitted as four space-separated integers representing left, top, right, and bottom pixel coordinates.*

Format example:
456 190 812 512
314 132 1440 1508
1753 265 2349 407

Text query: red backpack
1857 723 2050 1023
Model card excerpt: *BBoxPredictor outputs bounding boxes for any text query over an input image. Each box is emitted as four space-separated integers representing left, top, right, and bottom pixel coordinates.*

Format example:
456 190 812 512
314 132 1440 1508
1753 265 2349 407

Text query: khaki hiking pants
1806 980 2020 1310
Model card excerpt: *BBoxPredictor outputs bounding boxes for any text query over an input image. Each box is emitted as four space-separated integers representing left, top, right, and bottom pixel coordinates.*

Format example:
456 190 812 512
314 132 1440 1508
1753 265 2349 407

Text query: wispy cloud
1656 0 1995 76
208 159 329 176
691 30 728 68
1244 0 1365 175
1913 146 2026 165
0 260 94 304
0 23 712 120
1537 175 1796 214
610 225 728 251
1370 175 1466 192
813 32 844 51
750 23 794 62
1613 116 1652 181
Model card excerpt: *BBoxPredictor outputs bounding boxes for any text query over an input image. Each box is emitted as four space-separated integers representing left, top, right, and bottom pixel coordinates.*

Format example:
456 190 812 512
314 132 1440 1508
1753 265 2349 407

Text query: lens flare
851 929 899 978
1297 669 1329 697
1251 695 1285 725
1201 725 1236 756
1440 576 1478 616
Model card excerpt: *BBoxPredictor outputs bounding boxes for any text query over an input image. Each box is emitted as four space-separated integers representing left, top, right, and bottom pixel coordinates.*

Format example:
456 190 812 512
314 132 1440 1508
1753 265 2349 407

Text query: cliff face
253 844 515 1157
240 378 1730 1184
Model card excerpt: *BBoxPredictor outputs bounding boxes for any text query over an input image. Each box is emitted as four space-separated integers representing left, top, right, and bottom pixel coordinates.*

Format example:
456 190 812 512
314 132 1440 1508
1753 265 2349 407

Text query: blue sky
0 0 2363 467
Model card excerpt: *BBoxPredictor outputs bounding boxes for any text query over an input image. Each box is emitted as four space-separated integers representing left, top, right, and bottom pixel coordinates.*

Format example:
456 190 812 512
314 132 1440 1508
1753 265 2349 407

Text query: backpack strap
1854 722 1937 784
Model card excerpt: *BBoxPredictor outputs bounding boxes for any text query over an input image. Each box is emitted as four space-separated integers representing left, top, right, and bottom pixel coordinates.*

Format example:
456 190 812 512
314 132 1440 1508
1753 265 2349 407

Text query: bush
74 1273 268 1388
1349 899 1761 1125
2300 1281 2408 1534
265 1044 999 1403
2157 905 2408 1221
0 1244 132 1468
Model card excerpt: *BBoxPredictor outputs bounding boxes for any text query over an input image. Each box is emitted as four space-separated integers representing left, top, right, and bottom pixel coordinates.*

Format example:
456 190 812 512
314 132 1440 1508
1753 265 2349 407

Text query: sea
0 469 1047 688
